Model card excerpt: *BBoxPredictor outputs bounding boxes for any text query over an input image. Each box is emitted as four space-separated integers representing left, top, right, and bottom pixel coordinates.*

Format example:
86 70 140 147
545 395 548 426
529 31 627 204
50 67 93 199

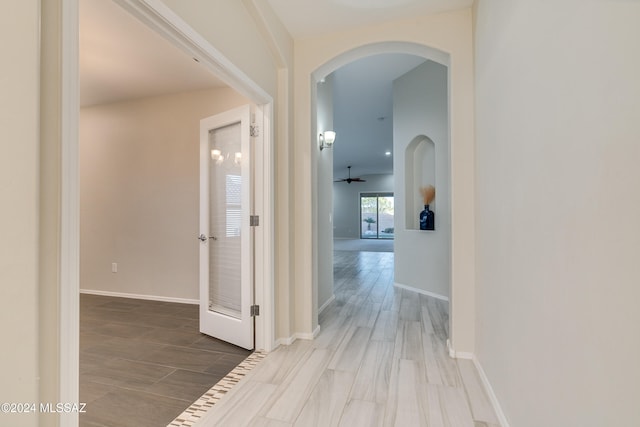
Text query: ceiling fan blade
335 166 366 183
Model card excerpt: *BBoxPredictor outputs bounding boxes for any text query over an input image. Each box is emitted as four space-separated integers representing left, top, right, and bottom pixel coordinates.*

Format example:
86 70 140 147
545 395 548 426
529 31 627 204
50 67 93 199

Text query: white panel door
199 105 253 350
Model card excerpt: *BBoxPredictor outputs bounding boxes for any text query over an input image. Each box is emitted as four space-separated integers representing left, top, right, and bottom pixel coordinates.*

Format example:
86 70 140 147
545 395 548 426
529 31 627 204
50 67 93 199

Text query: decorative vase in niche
420 205 435 231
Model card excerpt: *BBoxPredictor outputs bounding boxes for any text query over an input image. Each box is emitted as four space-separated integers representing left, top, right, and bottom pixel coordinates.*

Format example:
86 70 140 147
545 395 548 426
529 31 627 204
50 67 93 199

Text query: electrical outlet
111 263 118 273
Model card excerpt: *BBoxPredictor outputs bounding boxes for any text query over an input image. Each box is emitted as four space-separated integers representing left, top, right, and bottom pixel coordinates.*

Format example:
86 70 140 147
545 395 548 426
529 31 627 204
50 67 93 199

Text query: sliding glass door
360 192 394 239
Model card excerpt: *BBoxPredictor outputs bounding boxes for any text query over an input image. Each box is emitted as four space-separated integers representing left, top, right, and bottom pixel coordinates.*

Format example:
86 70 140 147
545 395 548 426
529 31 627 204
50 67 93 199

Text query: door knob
198 234 218 242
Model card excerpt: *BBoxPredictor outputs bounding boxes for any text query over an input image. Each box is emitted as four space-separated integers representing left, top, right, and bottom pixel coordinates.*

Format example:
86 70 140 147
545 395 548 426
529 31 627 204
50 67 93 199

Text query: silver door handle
198 234 217 242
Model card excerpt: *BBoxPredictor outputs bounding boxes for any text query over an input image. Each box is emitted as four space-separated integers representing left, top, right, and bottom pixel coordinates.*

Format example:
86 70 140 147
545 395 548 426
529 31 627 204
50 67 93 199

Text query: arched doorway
309 42 452 344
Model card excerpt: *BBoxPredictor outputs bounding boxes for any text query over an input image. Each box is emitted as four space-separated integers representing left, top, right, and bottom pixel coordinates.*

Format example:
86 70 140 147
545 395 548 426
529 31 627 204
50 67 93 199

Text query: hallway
192 250 499 426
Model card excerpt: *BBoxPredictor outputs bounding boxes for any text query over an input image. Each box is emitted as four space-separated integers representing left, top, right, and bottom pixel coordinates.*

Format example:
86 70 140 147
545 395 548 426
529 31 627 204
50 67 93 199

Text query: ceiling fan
334 166 366 184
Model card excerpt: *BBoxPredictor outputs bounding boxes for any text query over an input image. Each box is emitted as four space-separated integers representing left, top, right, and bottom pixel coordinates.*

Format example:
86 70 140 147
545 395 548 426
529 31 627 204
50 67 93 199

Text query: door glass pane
360 193 394 239
361 196 377 239
378 196 394 239
209 122 242 319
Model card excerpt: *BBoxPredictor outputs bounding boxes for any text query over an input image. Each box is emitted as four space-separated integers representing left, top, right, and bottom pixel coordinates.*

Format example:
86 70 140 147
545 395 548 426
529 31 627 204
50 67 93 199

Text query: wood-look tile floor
193 250 500 427
79 294 251 427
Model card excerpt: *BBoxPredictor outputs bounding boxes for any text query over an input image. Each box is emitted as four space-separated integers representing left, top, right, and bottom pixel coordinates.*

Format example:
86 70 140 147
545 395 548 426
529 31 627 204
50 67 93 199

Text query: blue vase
420 205 435 230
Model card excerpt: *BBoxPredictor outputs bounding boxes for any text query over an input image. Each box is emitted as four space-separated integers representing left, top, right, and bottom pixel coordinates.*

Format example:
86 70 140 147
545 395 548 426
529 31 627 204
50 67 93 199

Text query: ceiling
79 0 225 107
329 54 427 178
80 0 460 175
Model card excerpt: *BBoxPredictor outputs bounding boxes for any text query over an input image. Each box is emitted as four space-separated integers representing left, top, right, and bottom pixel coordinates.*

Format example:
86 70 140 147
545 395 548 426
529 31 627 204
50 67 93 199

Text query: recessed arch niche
405 135 436 230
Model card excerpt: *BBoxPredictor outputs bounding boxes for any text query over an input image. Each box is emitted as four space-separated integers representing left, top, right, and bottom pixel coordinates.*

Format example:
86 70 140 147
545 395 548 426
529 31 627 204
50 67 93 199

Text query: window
360 192 394 239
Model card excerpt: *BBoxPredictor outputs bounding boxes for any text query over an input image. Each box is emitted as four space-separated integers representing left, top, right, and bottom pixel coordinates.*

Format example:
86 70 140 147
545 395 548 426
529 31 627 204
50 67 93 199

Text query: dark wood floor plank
79 294 250 427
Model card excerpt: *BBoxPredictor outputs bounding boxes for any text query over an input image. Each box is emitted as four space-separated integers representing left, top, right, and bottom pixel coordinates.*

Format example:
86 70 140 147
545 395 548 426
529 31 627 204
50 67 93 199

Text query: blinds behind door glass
208 122 242 319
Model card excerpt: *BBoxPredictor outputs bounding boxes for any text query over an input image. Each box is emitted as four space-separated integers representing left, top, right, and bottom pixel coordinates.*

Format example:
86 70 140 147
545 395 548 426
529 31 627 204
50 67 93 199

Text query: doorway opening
313 45 452 341
62 0 275 424
360 192 394 240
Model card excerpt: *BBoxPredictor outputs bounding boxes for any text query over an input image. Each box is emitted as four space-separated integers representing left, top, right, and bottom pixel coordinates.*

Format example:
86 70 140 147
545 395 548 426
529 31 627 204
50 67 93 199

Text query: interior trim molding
275 325 322 347
446 338 473 359
298 325 322 341
60 1 80 426
80 289 198 305
472 355 511 427
113 0 272 105
318 294 336 314
394 282 449 302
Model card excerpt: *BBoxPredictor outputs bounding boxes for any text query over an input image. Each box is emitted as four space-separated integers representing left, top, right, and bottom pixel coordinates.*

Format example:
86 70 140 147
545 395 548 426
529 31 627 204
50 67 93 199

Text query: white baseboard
446 339 474 359
275 336 295 346
319 294 336 314
80 289 198 305
275 325 321 347
472 355 510 427
295 325 321 340
394 282 449 301
445 339 509 427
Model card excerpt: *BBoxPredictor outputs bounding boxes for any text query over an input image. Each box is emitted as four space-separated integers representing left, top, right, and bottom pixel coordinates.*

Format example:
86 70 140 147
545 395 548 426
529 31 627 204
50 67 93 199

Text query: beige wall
474 1 640 425
80 88 248 301
0 1 40 426
316 76 335 310
293 9 476 351
393 60 450 298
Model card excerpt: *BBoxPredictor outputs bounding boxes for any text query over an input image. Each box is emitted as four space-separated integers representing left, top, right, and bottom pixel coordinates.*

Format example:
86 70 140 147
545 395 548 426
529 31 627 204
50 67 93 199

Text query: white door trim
60 2 80 426
60 1 275 424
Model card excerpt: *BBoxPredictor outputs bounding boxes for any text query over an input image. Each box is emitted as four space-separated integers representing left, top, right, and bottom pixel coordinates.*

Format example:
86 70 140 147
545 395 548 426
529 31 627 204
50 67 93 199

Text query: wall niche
405 135 435 230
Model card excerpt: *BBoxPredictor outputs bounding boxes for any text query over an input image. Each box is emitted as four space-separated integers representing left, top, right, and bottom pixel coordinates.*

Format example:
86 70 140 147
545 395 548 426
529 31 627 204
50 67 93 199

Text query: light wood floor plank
328 326 372 372
371 310 398 342
338 399 384 427
192 250 498 427
264 348 332 422
392 359 428 426
439 385 476 427
293 369 355 427
248 417 292 427
194 380 278 426
251 339 314 385
457 359 499 424
350 340 394 403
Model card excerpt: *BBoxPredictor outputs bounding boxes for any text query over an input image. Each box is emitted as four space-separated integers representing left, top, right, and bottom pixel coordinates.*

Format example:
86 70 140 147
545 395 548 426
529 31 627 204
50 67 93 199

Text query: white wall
333 174 394 238
316 76 335 310
161 0 278 97
294 9 476 351
0 1 40 425
393 61 450 298
80 88 248 301
474 1 640 425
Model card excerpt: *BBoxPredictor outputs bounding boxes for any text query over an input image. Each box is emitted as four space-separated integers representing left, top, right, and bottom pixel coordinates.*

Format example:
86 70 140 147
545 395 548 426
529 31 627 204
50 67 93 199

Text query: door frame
60 0 275 424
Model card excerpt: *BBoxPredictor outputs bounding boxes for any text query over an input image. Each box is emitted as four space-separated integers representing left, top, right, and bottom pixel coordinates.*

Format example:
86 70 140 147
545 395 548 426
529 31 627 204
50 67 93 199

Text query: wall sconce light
319 130 336 151
234 152 242 165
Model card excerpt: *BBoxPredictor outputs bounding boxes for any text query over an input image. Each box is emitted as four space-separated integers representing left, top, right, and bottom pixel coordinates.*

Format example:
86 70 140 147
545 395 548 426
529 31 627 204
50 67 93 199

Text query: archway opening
311 42 452 339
